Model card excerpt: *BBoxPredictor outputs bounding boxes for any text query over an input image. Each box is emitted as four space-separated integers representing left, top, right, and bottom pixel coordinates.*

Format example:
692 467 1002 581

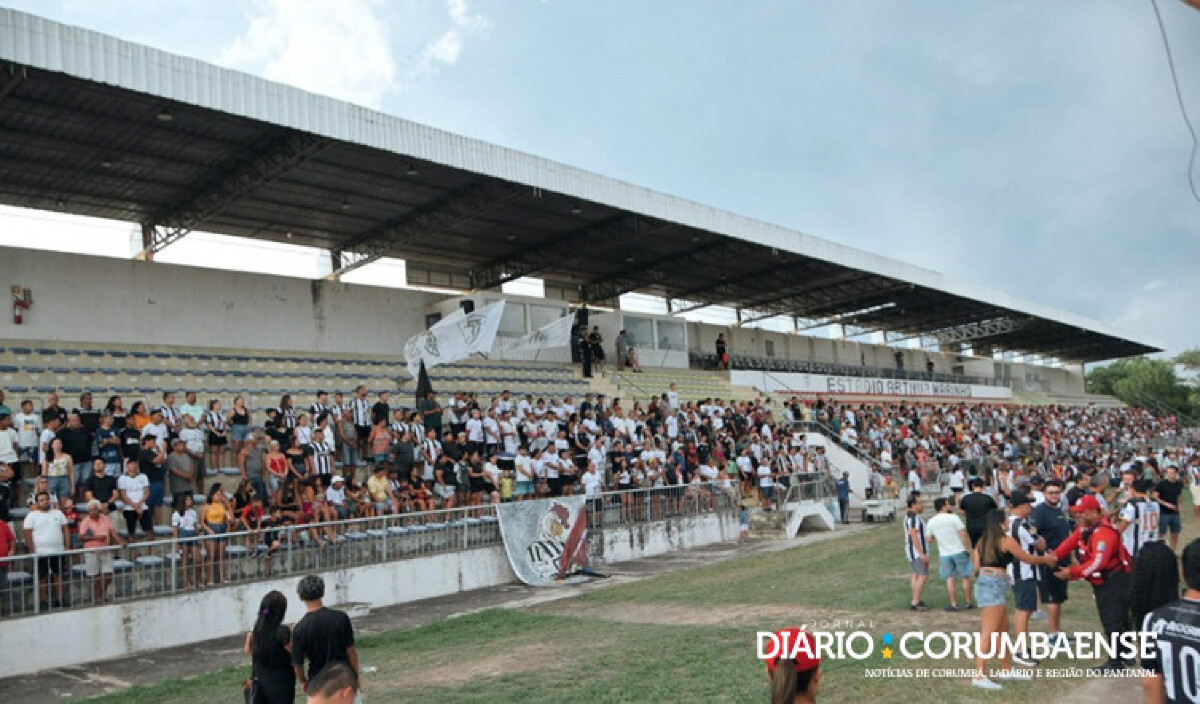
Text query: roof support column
328 250 344 280
138 222 156 262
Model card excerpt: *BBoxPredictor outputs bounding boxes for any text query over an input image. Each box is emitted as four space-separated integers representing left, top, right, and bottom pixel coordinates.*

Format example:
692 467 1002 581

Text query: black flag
415 359 433 407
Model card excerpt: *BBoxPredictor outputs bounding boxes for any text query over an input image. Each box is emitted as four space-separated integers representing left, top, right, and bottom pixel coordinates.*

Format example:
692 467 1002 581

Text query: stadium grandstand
0 10 1190 694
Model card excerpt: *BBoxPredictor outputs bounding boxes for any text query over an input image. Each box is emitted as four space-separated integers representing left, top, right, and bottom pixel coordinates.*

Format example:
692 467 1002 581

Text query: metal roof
0 8 1160 362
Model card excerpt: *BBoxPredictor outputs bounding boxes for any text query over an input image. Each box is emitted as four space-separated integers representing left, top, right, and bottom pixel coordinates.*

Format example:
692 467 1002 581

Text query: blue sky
2 0 1198 357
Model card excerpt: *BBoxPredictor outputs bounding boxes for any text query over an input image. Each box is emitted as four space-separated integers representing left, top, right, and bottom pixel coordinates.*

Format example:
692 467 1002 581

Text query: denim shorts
1161 512 1182 535
974 572 1010 608
230 425 251 442
939 552 973 580
47 475 71 500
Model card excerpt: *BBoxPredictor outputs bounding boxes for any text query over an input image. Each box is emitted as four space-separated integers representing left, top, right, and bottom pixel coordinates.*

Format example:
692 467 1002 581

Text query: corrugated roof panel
0 8 1160 354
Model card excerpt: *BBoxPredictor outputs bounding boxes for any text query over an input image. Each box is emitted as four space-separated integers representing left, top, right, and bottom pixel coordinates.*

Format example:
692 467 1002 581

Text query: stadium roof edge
0 9 1162 357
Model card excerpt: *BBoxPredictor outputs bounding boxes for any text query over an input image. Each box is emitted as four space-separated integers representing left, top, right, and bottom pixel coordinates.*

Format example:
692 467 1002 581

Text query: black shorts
124 509 155 536
36 555 65 579
209 435 227 447
1013 578 1038 612
967 528 983 548
355 425 371 441
1039 570 1069 605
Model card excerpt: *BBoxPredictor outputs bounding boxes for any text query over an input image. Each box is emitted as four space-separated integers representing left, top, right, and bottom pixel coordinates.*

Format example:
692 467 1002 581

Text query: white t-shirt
118 473 149 506
515 455 534 482
171 509 200 532
483 418 500 444
588 447 606 472
948 470 965 490
0 427 17 463
23 509 68 553
326 486 347 505
14 412 40 448
925 512 968 557
757 465 774 488
736 456 753 476
666 390 679 410
665 415 679 439
141 422 168 450
39 427 56 452
466 418 484 442
582 470 602 497
907 469 922 492
180 426 205 455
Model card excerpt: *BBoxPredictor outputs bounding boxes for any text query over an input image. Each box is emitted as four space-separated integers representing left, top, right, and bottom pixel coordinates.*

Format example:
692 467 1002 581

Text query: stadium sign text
730 371 1013 400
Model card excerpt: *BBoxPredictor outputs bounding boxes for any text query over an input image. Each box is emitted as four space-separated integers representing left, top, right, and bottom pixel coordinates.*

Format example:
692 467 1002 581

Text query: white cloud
414 0 490 75
218 0 397 110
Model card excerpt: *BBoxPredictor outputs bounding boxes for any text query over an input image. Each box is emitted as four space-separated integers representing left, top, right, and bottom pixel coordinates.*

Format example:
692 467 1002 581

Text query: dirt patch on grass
374 639 601 690
538 602 880 629
1053 670 1142 703
537 600 976 634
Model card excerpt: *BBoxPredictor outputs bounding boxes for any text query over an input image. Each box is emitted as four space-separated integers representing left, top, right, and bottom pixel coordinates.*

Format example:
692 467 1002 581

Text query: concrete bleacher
1042 392 1126 409
601 367 754 404
0 341 591 411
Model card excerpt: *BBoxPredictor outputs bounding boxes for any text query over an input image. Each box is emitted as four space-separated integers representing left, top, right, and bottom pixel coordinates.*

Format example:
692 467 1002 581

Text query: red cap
765 628 821 675
1070 495 1102 514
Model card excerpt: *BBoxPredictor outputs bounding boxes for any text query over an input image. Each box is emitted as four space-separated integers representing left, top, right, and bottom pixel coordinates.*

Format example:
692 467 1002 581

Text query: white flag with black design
404 301 506 379
501 314 575 353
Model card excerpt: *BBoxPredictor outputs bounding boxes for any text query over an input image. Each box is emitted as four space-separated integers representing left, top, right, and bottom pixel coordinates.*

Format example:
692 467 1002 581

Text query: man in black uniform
1029 479 1073 646
1143 538 1200 702
958 478 996 547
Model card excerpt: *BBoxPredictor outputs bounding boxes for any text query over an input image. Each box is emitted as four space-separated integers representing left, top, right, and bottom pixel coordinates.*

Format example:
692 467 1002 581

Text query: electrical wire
1149 0 1200 204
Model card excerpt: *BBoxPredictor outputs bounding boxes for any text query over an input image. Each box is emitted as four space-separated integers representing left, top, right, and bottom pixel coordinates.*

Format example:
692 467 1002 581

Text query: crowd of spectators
781 398 1190 497
0 382 1193 610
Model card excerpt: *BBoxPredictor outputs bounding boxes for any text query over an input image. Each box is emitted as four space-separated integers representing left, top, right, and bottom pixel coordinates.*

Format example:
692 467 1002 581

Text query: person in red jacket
1052 494 1133 673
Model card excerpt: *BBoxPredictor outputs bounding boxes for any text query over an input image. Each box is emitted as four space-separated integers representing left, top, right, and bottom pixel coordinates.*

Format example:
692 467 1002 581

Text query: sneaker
910 603 930 612
995 668 1033 681
1031 610 1048 621
917 601 929 608
1050 632 1073 647
971 677 1003 691
944 605 960 613
1012 652 1040 667
964 602 976 610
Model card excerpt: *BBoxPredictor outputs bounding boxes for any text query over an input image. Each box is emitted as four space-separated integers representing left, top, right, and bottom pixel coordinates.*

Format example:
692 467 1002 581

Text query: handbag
242 675 259 704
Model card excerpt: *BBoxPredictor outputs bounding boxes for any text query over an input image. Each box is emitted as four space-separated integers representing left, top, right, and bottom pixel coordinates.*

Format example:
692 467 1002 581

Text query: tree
1176 348 1200 374
1087 356 1197 418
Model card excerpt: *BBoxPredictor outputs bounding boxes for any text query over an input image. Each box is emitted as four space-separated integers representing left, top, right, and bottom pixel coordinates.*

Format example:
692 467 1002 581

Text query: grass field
83 500 1199 704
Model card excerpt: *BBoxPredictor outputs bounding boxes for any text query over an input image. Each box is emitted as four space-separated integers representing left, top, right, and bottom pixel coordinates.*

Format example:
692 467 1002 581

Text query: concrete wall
0 246 438 355
592 511 736 564
0 512 735 677
0 546 513 678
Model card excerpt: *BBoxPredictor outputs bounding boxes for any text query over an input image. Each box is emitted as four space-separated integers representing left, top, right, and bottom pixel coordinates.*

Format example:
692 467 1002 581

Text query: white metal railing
585 480 737 528
0 504 500 619
1 483 735 620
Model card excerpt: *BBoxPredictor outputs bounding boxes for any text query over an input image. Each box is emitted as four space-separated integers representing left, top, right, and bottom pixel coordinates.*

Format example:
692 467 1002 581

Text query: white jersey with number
1119 497 1161 558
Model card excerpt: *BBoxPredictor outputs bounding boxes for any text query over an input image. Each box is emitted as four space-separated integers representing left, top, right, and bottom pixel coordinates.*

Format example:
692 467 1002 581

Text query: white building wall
0 247 437 354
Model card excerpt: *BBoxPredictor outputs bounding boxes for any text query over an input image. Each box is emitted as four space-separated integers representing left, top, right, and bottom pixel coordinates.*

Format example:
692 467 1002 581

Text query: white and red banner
495 496 592 586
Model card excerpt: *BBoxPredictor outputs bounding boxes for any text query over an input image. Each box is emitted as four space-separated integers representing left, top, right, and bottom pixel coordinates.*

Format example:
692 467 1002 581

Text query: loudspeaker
460 300 475 314
425 313 442 329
